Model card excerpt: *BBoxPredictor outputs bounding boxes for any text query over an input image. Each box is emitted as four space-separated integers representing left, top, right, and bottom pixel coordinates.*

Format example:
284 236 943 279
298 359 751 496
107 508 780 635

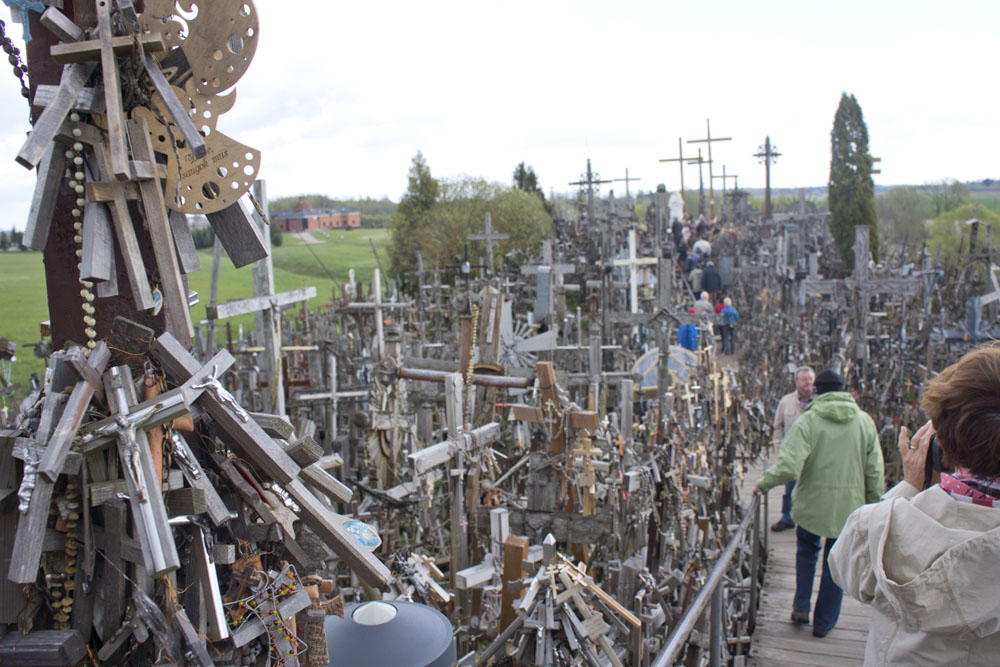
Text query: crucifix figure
754 136 782 221
468 211 509 276
688 119 732 220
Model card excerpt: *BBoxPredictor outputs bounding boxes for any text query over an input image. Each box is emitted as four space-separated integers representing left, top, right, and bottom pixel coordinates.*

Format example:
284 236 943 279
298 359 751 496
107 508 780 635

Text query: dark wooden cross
612 168 641 208
569 158 613 229
687 148 710 218
711 165 738 219
659 137 694 204
467 211 510 275
446 244 488 296
688 119 732 220
754 136 782 220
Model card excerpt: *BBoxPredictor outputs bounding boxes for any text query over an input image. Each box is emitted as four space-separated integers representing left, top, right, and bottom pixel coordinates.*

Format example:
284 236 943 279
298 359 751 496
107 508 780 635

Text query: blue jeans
780 480 795 525
795 526 843 630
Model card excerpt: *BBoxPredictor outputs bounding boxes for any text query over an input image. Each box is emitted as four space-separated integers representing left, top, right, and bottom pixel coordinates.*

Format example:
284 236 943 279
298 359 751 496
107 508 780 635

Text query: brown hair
921 344 1000 478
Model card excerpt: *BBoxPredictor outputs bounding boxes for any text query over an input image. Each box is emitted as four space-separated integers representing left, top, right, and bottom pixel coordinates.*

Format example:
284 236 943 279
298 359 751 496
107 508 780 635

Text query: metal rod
710 583 722 667
650 493 760 667
749 495 761 632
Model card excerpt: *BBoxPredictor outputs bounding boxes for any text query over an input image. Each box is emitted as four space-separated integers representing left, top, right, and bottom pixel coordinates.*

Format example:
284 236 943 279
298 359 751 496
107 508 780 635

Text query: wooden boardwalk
740 451 872 666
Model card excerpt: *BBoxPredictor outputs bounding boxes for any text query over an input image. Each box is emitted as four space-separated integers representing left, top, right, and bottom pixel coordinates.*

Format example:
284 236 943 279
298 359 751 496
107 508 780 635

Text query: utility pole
688 119 731 220
754 136 782 221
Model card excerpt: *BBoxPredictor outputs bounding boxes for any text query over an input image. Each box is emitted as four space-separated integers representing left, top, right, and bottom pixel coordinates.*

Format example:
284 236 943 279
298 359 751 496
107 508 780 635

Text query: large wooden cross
512 361 600 514
569 158 613 229
468 211 509 275
659 137 694 203
612 229 658 315
688 119 731 220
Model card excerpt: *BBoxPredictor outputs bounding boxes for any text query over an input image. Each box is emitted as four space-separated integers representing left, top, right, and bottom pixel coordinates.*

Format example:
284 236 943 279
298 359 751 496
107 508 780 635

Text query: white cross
612 229 657 313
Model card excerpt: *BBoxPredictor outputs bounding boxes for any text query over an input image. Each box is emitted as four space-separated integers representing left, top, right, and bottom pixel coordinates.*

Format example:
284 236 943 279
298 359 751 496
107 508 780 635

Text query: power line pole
688 119 731 220
754 136 782 221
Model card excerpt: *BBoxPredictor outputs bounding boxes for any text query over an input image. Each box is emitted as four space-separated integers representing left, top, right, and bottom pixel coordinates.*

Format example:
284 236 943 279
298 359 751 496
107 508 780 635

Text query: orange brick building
271 198 361 232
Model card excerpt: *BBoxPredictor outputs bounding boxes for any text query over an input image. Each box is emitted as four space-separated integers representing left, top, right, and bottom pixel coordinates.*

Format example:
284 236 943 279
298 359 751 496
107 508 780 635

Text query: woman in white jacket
829 345 1000 666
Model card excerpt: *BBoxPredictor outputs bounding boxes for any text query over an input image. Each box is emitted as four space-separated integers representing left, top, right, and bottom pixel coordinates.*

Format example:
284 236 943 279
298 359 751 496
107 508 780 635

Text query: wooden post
500 535 529 631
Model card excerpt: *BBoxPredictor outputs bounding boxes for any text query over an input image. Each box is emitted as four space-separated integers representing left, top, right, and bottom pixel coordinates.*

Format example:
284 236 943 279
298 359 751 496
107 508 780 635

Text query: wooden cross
94 0 130 180
572 434 603 517
468 211 510 275
36 343 109 481
612 168 641 208
754 135 781 220
612 229 658 314
687 148 710 218
688 119 732 220
446 244 489 297
568 158 613 228
338 269 411 358
711 165 738 219
85 137 156 310
659 137 694 203
512 362 601 513
151 333 392 587
127 116 195 338
7 345 109 584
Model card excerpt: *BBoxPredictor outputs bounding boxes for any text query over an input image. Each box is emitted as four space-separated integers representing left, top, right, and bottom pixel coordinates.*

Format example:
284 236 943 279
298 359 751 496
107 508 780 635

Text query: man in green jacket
754 369 884 638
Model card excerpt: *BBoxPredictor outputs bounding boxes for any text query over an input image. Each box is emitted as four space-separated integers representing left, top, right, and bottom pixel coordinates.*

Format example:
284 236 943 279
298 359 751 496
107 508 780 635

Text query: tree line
389 153 552 288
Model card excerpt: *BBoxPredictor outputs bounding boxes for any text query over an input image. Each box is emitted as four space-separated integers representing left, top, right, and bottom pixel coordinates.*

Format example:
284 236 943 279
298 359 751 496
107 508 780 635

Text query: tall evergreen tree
513 162 552 215
828 93 878 268
390 151 439 286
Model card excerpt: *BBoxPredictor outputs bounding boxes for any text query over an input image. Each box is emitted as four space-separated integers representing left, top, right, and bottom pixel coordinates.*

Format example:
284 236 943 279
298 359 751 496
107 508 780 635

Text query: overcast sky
1 0 996 228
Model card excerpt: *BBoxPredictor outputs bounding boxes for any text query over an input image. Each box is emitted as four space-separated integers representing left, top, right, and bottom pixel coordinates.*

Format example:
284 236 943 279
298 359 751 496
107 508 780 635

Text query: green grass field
0 228 389 406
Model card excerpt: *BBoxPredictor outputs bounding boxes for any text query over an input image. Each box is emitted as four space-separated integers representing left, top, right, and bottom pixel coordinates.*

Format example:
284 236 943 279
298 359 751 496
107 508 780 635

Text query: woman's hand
898 421 935 491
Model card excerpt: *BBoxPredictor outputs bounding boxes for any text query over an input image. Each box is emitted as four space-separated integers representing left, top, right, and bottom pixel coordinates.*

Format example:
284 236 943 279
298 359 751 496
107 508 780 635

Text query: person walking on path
755 370 885 638
701 261 722 301
720 298 738 355
770 366 815 532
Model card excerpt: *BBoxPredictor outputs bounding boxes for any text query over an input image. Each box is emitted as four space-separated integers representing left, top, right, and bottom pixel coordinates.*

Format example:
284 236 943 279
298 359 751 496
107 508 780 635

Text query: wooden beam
207 287 317 321
95 0 129 180
16 62 96 169
50 33 166 63
126 116 194 338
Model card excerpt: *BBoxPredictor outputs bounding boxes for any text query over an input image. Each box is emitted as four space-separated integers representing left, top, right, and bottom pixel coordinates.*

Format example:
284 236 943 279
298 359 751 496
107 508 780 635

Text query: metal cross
3 0 46 42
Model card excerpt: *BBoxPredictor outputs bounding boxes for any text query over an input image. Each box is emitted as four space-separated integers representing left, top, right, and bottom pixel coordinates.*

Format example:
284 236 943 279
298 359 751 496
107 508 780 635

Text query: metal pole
764 491 770 559
749 494 761 631
710 583 723 667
